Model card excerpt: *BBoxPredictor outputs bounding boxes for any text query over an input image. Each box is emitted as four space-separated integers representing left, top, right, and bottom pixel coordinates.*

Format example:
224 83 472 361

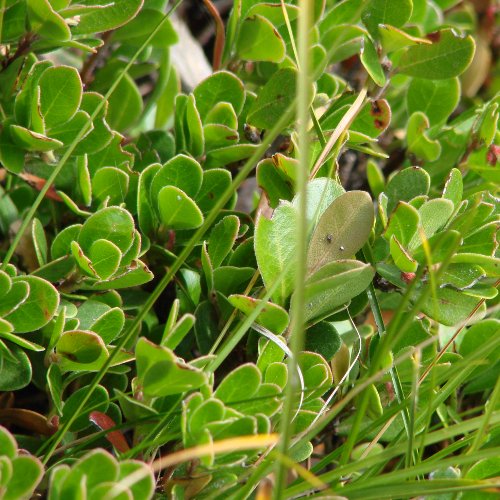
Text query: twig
202 0 225 71
80 31 113 86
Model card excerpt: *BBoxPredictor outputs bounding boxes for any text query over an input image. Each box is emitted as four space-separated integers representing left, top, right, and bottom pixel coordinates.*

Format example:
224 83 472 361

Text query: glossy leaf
248 68 306 130
362 0 413 37
406 112 442 161
38 66 82 129
5 276 59 333
135 338 207 397
157 186 204 230
229 295 289 335
193 71 245 121
236 15 286 63
398 29 476 79
208 215 240 268
407 77 460 125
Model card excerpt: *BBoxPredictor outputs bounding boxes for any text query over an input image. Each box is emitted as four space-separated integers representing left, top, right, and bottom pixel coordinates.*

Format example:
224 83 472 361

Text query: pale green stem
272 0 311 496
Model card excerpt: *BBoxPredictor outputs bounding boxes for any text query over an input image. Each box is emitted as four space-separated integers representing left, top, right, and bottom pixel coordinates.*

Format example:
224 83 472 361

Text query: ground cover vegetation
0 0 499 498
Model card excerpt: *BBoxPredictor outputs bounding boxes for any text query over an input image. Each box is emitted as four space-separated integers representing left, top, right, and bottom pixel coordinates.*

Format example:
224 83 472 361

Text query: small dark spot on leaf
374 119 385 129
226 135 238 140
208 192 214 199
326 234 333 243
426 31 441 42
371 101 382 116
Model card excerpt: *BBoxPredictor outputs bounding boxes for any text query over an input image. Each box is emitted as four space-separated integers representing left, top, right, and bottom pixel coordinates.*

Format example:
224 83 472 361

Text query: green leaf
307 191 374 274
162 313 195 351
233 383 282 417
398 29 476 79
112 8 178 47
5 276 59 333
236 15 286 63
208 215 240 268
136 338 207 397
265 362 288 388
51 224 82 259
450 254 500 277
60 384 109 432
184 94 204 157
321 25 365 64
214 363 261 404
206 102 238 128
32 218 48 266
89 307 125 344
413 230 462 265
4 456 43 500
74 92 113 155
78 206 135 255
82 260 154 290
420 286 481 326
0 122 25 173
204 143 259 169
92 166 129 205
229 295 289 335
384 201 419 247
118 460 155 500
137 163 160 235
406 112 442 161
304 260 375 322
72 0 143 35
50 110 93 147
292 177 345 231
442 168 463 208
88 239 122 281
213 266 254 296
0 344 32 391
70 449 119 490
38 66 82 129
378 24 431 53
151 154 203 200
196 169 232 213
385 166 430 213
0 281 29 317
248 68 306 130
27 0 70 41
407 77 460 125
362 0 413 37
107 73 143 131
257 158 294 208
10 125 63 152
47 363 63 415
298 351 333 399
0 426 17 459
360 37 386 86
0 331 44 351
193 71 245 122
255 202 298 306
157 186 204 230
56 330 108 368
204 123 239 151
304 321 341 361
390 235 418 272
409 198 455 248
